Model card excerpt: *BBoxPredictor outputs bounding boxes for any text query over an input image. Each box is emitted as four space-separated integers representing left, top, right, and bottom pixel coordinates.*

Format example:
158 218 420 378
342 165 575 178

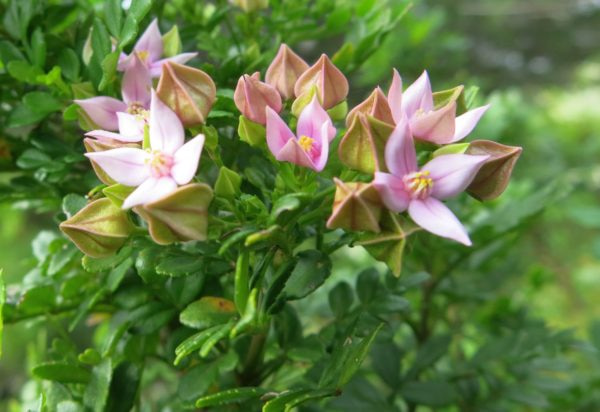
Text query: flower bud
214 166 242 199
238 115 266 146
338 113 394 174
134 183 213 245
234 72 282 125
327 179 382 233
230 0 269 12
157 61 217 126
294 54 349 110
466 140 522 201
266 44 309 100
60 198 134 258
346 87 394 127
84 137 140 185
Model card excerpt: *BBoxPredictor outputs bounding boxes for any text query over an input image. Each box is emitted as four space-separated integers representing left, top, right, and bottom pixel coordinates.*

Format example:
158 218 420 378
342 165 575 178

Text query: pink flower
373 116 488 245
266 95 336 172
85 91 205 209
118 19 197 78
388 70 490 144
75 54 151 137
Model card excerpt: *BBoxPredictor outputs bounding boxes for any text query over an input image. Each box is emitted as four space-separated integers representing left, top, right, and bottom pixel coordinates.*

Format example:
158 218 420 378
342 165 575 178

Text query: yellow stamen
137 50 149 63
298 135 314 152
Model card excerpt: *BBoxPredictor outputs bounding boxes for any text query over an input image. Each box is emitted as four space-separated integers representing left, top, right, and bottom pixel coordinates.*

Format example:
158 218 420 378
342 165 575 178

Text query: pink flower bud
346 87 394 127
266 44 309 100
466 140 522 201
294 54 349 109
234 72 282 125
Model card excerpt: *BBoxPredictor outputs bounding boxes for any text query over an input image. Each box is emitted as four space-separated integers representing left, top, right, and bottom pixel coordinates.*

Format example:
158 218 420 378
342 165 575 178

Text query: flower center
136 50 150 63
298 135 314 152
404 170 433 199
127 103 149 122
146 150 173 178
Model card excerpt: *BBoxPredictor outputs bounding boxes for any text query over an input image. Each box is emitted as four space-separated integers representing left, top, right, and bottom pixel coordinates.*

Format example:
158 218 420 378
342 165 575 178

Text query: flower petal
452 104 490 142
409 102 456 144
117 112 145 141
275 138 316 170
75 97 127 131
121 54 152 106
266 106 295 156
134 19 163 63
297 95 335 142
311 121 331 172
171 134 205 185
85 128 141 143
149 53 198 77
122 176 177 209
388 69 403 124
85 148 150 186
149 89 184 155
384 115 417 177
403 70 433 117
423 153 489 200
408 197 472 245
373 172 411 212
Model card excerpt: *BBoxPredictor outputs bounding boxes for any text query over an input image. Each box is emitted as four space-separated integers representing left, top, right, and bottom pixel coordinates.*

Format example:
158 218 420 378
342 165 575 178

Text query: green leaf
0 270 4 358
265 388 337 412
62 194 87 218
231 288 258 338
282 250 332 300
174 325 224 366
337 323 384 386
119 0 152 48
238 115 266 146
155 252 203 277
215 166 242 199
84 358 113 412
234 249 250 314
58 48 80 81
356 268 380 304
91 19 111 65
23 91 62 115
162 25 181 57
103 184 134 208
107 257 132 292
78 348 102 365
104 0 123 37
405 335 451 379
32 362 91 384
179 297 237 330
328 282 354 318
30 27 46 68
18 285 55 314
82 245 132 273
6 60 43 83
400 380 457 407
195 387 267 408
199 321 235 357
99 50 120 91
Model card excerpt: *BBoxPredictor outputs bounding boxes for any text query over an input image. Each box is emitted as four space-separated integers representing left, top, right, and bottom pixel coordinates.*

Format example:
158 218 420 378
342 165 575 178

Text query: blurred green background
2 0 600 408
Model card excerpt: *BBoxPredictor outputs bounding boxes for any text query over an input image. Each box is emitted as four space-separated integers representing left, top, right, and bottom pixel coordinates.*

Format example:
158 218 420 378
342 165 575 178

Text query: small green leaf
155 252 203 277
282 250 332 300
99 50 120 91
32 362 91 384
199 321 235 357
30 27 46 68
337 323 383 386
401 380 457 407
0 270 4 358
179 297 237 330
104 0 122 37
238 115 266 146
174 325 223 366
78 348 101 365
328 282 354 318
162 25 181 57
62 194 87 218
234 249 250 314
82 245 132 273
215 166 242 199
195 387 267 408
103 184 134 208
84 358 113 412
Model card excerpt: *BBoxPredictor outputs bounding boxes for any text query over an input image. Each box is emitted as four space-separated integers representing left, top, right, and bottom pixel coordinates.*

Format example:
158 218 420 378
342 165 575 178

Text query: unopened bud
346 87 394 127
234 72 282 125
294 54 348 110
327 179 382 233
266 44 309 100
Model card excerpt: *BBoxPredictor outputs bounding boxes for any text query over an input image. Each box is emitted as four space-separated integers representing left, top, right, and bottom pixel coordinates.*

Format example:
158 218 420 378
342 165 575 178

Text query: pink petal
149 90 184 155
117 112 145 141
85 128 141 143
296 95 335 142
266 106 295 156
122 176 177 209
75 97 127 131
373 172 411 212
149 53 198 77
275 138 316 170
423 154 489 200
408 197 472 245
384 115 417 177
409 101 457 144
403 71 433 117
311 121 331 172
133 19 163 63
121 54 152 106
85 148 150 186
171 134 205 185
117 52 130 71
452 104 490 142
388 69 403 124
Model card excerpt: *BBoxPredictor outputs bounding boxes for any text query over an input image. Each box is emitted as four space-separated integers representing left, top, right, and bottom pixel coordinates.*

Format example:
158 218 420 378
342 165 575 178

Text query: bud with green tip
466 140 522 201
157 61 217 126
134 183 213 245
327 179 382 233
266 44 309 100
346 87 394 127
294 54 349 110
215 166 242 199
59 198 134 258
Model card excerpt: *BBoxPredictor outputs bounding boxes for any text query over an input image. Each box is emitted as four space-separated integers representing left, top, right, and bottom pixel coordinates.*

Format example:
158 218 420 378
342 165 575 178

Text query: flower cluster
62 20 521 264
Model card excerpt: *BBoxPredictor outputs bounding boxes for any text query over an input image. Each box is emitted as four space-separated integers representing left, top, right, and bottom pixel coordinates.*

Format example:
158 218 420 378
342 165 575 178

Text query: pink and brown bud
59 198 134 258
134 183 213 245
266 44 309 100
157 61 217 126
466 140 522 201
327 179 382 233
294 54 349 110
346 87 395 127
338 113 394 174
234 72 282 125
83 138 140 185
